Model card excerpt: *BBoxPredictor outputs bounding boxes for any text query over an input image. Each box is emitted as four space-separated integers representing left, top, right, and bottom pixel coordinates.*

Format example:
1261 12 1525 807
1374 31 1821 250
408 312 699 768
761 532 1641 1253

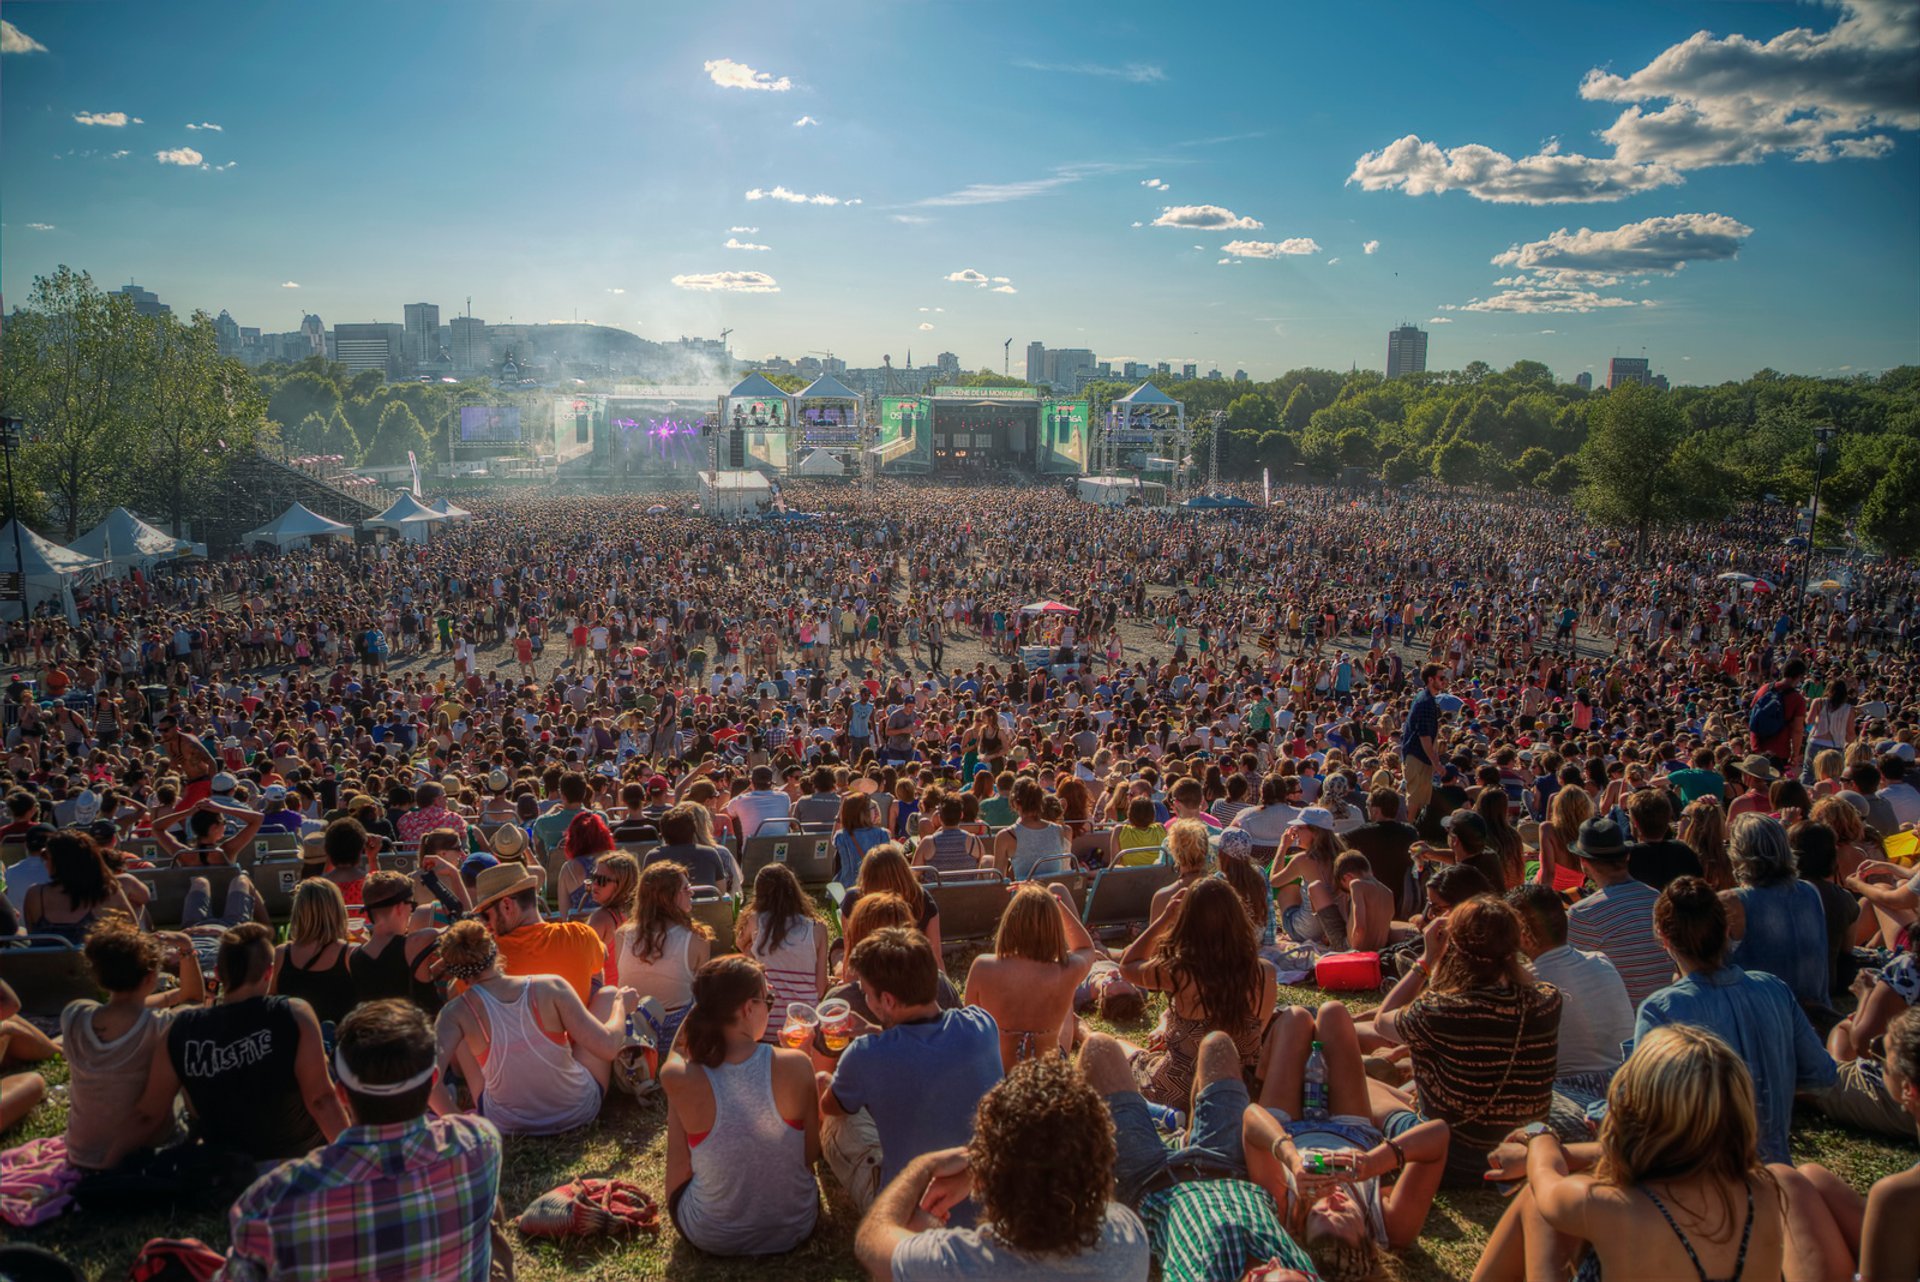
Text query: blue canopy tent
1182 493 1256 510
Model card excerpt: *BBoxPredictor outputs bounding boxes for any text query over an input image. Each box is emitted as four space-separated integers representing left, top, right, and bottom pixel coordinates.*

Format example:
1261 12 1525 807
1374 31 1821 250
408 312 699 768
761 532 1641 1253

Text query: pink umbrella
629 645 650 657
1020 600 1079 615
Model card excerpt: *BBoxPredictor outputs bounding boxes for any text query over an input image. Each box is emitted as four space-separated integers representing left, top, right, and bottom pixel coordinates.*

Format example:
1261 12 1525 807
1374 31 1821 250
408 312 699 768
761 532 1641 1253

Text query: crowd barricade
131 859 307 927
1028 860 1093 916
615 841 659 865
918 868 1012 952
1081 863 1179 939
0 842 26 869
0 934 102 1018
739 834 836 889
692 889 738 955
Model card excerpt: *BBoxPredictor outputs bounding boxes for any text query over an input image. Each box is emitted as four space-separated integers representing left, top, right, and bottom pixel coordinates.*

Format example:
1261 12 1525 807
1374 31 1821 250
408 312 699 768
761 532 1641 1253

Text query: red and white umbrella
1020 600 1079 615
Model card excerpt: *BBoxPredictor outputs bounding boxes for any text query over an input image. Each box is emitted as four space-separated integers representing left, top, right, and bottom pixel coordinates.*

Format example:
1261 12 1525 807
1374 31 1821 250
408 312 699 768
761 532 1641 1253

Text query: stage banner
1040 400 1089 474
878 397 933 469
931 385 1032 400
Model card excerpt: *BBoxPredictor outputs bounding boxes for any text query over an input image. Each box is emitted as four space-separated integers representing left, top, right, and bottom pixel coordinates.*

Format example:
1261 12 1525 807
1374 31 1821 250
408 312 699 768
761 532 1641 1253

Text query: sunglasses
589 873 619 886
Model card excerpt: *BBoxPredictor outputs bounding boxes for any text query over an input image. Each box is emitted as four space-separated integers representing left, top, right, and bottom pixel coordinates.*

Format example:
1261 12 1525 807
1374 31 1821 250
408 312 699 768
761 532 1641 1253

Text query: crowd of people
0 475 1916 1282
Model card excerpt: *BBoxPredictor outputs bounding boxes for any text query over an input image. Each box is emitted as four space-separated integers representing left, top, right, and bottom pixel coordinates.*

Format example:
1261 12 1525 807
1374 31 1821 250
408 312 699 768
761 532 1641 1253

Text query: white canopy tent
70 508 204 576
428 497 475 521
241 502 356 550
792 448 847 478
0 520 109 618
698 469 774 518
363 492 451 543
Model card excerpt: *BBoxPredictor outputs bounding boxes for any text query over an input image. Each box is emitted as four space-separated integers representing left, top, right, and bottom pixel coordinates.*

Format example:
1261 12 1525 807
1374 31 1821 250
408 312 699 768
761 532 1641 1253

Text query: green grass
9 982 1914 1280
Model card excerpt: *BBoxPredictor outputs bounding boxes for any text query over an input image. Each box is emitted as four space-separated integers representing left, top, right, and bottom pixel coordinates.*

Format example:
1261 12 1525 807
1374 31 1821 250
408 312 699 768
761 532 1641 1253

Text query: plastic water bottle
1144 1102 1187 1134
1303 1040 1330 1120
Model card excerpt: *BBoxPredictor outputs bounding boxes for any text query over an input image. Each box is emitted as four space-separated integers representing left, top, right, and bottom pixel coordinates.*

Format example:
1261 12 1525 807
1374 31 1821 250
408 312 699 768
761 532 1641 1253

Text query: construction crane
1003 338 1012 375
718 327 733 354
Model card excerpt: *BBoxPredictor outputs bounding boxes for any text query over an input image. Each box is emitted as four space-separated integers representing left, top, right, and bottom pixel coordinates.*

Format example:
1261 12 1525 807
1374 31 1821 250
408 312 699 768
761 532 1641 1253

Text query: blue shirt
1400 690 1440 764
1727 880 1830 1011
848 701 874 738
1630 965 1834 1164
830 1006 1003 1213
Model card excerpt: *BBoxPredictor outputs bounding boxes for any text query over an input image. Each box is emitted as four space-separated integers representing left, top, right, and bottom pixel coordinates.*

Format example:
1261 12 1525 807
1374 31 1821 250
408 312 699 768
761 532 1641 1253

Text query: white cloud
671 270 780 293
1539 329 1557 334
2 20 47 54
918 307 930 312
1153 204 1262 230
185 122 223 132
108 150 128 159
1220 237 1320 258
916 175 1079 206
73 111 131 127
607 287 626 294
1348 135 1678 204
794 115 818 127
918 322 935 331
1011 59 1165 83
1427 316 1453 324
728 226 758 233
1217 258 1232 265
934 307 944 312
25 223 54 231
725 237 772 251
1447 287 1645 314
1492 212 1753 280
1141 177 1169 190
213 161 237 171
745 185 843 205
990 285 1017 293
890 213 932 224
132 117 143 124
945 269 989 285
990 276 1010 283
156 147 204 166
704 58 791 92
280 281 300 289
1363 239 1380 254
1328 256 1342 265
1130 221 1144 228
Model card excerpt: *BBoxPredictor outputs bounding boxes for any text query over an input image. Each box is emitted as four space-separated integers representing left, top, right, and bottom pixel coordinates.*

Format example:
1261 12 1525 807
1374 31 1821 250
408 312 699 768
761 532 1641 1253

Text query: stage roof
724 372 791 400
1114 382 1179 406
797 373 861 402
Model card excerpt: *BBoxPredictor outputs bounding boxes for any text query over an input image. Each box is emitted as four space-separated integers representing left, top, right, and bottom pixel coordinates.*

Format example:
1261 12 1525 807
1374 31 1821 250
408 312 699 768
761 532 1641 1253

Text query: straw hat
489 824 528 859
470 863 541 914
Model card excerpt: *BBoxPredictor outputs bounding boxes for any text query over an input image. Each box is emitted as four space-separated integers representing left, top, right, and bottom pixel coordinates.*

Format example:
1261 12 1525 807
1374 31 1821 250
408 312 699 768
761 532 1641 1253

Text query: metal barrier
1081 863 1180 938
0 935 102 1018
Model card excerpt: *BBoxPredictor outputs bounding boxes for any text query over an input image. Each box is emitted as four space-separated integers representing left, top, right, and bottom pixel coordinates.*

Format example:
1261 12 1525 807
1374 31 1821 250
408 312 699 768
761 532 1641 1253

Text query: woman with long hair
1373 895 1563 1186
832 793 891 888
1679 797 1734 891
1118 877 1278 1107
585 850 639 956
1269 811 1347 945
613 862 714 1048
432 919 639 1135
1534 785 1593 891
1472 1025 1786 1282
1476 786 1526 890
270 877 357 1027
990 776 1068 879
20 831 135 946
846 844 941 958
1804 676 1854 785
661 956 821 1256
557 810 617 918
736 863 826 1042
965 882 1099 1067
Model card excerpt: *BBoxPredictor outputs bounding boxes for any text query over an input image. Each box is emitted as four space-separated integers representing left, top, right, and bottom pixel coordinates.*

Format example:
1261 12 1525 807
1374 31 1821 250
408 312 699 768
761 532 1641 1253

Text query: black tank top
347 935 443 1015
276 945 358 1027
166 995 322 1160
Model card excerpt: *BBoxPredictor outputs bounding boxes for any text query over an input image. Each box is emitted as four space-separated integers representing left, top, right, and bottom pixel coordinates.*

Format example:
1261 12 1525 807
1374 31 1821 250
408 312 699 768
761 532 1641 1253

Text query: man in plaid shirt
219 1000 503 1282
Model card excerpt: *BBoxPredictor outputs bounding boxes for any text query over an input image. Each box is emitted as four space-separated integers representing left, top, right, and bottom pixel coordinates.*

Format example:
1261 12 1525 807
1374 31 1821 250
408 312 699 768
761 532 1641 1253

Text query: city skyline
3 0 1916 384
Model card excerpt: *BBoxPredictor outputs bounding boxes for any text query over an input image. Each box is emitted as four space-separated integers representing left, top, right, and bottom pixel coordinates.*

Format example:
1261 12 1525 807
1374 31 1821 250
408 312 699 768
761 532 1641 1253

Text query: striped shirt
1567 879 1672 1007
1396 984 1563 1183
220 1115 500 1282
1138 1179 1321 1282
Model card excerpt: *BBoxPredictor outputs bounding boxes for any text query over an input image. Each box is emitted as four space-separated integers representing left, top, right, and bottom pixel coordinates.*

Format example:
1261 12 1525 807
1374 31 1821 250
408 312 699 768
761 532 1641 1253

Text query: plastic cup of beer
817 998 853 1052
781 1002 820 1049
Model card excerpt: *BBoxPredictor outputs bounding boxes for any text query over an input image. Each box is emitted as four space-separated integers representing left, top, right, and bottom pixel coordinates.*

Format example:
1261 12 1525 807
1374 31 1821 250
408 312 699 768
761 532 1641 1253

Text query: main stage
878 386 1090 476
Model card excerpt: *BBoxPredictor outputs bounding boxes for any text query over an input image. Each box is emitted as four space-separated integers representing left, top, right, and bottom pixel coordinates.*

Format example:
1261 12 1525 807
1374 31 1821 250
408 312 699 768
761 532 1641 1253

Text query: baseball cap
1287 807 1334 832
210 772 237 795
461 852 502 882
70 789 100 825
487 769 511 791
645 775 671 794
262 784 287 802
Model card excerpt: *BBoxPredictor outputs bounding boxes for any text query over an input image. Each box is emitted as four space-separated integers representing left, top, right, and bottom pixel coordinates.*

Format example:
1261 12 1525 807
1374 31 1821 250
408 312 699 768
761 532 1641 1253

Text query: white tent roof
428 497 475 521
70 508 202 567
699 469 773 492
364 492 449 530
1114 382 1179 406
242 502 355 546
724 372 792 400
792 448 846 477
797 373 862 402
0 521 108 578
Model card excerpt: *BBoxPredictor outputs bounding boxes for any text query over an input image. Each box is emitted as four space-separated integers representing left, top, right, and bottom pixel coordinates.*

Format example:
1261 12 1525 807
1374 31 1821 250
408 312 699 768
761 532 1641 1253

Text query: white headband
333 1048 437 1098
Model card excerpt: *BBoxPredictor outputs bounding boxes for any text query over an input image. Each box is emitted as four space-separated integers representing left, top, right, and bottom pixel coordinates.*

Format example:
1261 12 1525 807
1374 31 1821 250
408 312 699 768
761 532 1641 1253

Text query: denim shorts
1108 1076 1250 1208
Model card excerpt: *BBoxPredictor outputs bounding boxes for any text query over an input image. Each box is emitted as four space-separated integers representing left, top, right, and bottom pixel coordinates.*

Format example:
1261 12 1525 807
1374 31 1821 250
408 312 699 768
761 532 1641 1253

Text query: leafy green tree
321 408 360 461
1478 444 1517 491
1575 383 1732 555
364 400 430 466
1224 392 1279 435
266 371 342 436
1538 456 1581 494
1381 452 1423 486
1280 384 1316 431
1515 447 1554 485
1432 438 1481 486
1858 440 1920 556
141 311 268 536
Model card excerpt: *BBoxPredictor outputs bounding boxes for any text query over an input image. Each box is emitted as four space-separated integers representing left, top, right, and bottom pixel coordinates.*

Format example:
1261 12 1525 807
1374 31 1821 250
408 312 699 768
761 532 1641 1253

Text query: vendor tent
70 508 204 573
0 520 109 617
241 502 355 550
363 492 450 543
792 448 847 478
1181 493 1255 511
427 497 475 521
698 469 774 519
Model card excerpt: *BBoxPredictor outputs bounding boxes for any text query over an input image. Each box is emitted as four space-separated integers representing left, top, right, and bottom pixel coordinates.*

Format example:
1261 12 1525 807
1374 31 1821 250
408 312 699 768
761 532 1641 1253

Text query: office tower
1206 368 1223 381
1095 361 1112 378
213 310 242 356
1607 357 1652 389
300 314 326 358
936 351 959 376
1155 361 1171 377
1180 362 1197 379
1233 369 1249 382
1025 341 1046 384
333 322 405 377
1386 324 1428 379
449 316 487 374
403 303 441 369
1048 348 1094 393
1574 371 1592 391
114 283 170 316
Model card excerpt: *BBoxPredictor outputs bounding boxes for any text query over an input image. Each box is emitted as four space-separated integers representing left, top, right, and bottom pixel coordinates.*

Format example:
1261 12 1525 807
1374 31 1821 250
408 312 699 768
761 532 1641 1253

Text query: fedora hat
1738 754 1779 783
1574 816 1629 861
489 824 529 859
470 863 540 914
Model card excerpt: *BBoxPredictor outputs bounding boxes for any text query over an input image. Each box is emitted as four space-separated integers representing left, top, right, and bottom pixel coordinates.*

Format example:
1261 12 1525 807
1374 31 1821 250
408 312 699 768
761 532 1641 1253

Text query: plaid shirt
1139 1179 1321 1282
219 1115 501 1282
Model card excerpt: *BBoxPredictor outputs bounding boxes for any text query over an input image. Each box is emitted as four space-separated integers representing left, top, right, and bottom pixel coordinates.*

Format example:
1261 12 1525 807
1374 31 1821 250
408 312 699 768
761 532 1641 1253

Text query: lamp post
0 418 24 620
1799 423 1839 634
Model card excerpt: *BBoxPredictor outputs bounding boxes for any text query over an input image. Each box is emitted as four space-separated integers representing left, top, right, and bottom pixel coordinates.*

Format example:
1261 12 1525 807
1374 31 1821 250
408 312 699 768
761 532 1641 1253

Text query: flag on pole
407 450 422 497
1262 466 1271 509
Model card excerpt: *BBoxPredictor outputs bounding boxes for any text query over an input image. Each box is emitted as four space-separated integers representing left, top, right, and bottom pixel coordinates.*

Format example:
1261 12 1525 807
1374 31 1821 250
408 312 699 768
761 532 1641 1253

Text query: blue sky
3 0 1916 383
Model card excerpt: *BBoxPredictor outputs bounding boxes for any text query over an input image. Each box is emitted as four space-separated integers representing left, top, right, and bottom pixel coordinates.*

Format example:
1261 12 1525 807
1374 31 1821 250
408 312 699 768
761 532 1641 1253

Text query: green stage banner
878 397 933 469
1041 399 1089 473
931 385 1034 400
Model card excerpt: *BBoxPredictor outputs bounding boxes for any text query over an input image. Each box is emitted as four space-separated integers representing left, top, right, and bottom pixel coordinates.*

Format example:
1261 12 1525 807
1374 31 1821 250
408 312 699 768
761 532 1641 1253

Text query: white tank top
676 1044 818 1254
469 982 601 1135
616 922 696 1014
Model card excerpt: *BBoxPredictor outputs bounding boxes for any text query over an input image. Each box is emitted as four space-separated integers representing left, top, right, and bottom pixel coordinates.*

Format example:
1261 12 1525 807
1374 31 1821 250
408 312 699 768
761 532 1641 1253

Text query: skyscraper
1025 341 1046 384
449 316 487 374
1180 362 1197 380
1607 357 1652 389
113 283 170 317
403 302 441 370
1386 324 1428 379
1574 371 1593 391
300 314 326 358
213 310 242 356
936 351 960 376
334 323 405 377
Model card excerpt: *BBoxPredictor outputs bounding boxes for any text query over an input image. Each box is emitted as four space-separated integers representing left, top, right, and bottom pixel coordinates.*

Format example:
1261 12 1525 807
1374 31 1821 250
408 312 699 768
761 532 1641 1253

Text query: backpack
1749 683 1788 740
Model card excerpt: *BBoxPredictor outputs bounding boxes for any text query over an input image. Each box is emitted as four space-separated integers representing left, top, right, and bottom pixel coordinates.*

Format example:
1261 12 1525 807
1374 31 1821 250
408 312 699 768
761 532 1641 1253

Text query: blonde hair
1166 819 1212 876
439 918 499 980
992 884 1067 964
1810 794 1864 844
1681 798 1733 890
1812 749 1844 786
593 851 640 916
1548 785 1593 844
1597 1025 1766 1194
288 878 349 949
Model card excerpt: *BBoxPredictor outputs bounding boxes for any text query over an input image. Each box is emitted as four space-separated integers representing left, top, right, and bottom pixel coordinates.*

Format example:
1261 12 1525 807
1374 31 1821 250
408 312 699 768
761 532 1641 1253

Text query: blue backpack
1749 684 1788 740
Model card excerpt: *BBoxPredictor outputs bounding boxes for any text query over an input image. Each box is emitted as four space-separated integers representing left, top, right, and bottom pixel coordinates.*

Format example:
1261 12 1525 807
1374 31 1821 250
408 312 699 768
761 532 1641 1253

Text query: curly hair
1154 877 1259 1030
967 1056 1115 1255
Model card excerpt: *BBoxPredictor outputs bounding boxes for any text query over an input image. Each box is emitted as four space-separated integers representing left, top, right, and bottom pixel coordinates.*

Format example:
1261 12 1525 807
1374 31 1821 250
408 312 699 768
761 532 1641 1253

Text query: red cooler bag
1314 951 1382 992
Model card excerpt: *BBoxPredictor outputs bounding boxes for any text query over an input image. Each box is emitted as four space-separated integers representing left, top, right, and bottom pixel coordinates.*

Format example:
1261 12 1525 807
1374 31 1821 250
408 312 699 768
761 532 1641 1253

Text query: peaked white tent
698 469 773 518
428 497 475 521
363 492 450 543
0 520 109 616
796 373 863 404
70 508 204 575
792 448 847 478
241 502 355 550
